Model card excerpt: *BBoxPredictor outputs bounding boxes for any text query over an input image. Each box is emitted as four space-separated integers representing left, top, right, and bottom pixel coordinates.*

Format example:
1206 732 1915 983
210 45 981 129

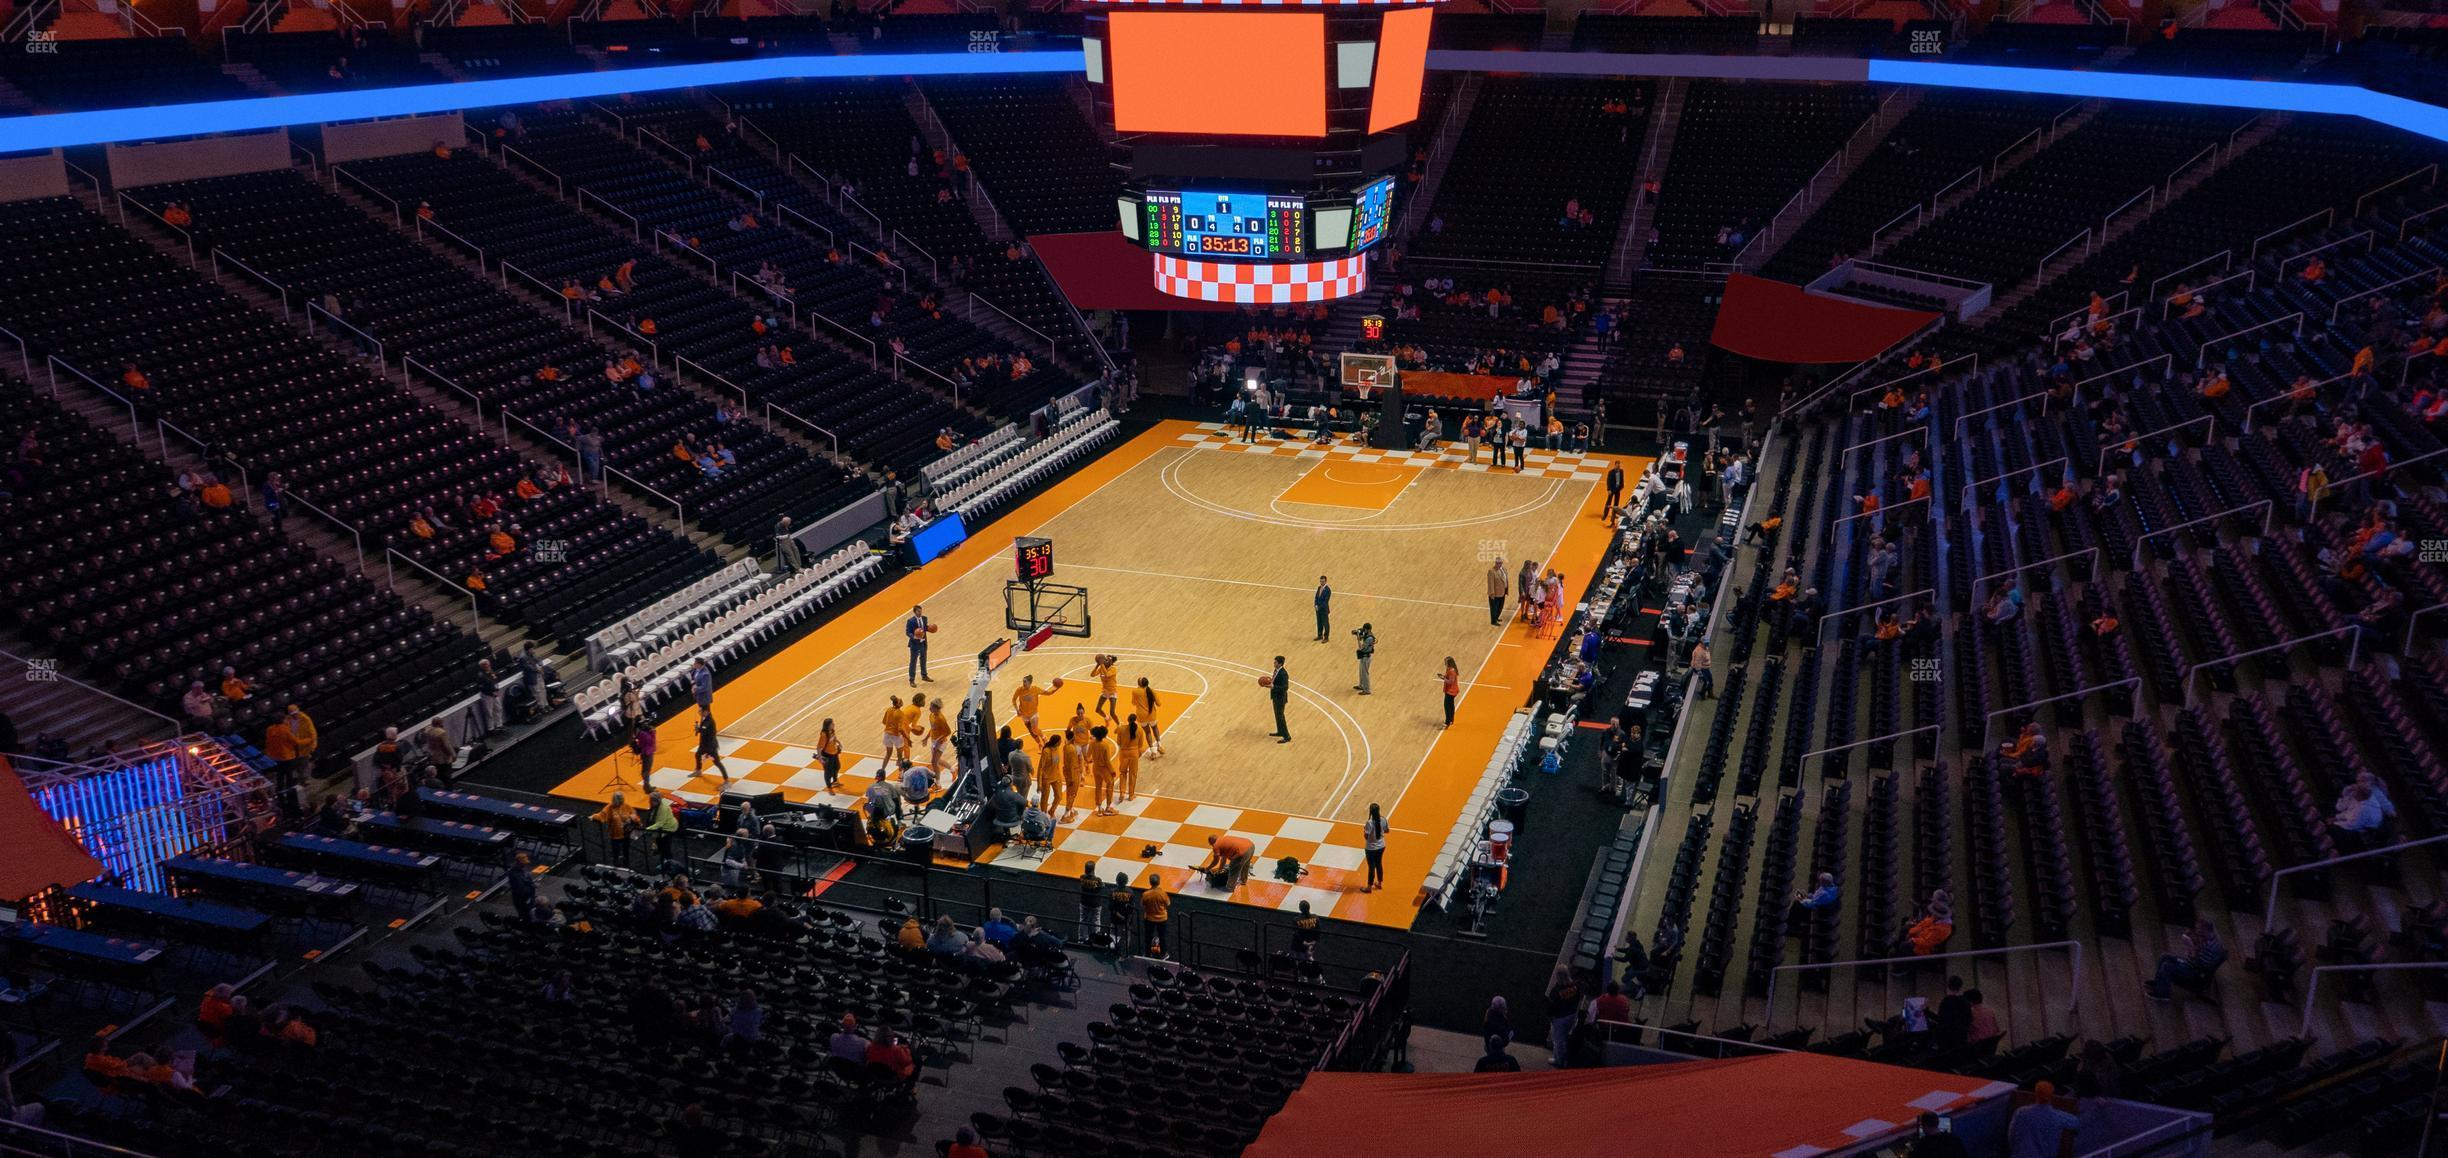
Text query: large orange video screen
1108 10 1328 138
1367 5 1433 135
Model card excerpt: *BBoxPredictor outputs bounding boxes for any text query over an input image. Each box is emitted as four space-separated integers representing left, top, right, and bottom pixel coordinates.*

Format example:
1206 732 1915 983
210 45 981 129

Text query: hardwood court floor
553 419 1642 926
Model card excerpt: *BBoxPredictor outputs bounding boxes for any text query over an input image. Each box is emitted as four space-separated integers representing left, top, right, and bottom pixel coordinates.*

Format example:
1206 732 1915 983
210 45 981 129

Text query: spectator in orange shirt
615 259 637 291
120 363 151 392
515 476 543 502
1194 833 1257 891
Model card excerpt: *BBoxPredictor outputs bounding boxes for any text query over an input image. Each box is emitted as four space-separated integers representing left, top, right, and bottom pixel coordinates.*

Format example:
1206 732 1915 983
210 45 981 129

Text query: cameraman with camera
1352 623 1376 695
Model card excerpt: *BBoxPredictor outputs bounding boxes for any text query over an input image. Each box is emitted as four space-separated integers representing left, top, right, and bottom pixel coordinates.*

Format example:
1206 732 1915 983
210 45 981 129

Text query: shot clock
1015 536 1055 583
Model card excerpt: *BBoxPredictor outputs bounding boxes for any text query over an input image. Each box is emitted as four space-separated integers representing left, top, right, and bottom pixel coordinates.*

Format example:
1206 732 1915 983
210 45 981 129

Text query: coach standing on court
1314 576 1333 642
905 604 933 685
1603 460 1626 518
1268 656 1292 743
1485 558 1508 626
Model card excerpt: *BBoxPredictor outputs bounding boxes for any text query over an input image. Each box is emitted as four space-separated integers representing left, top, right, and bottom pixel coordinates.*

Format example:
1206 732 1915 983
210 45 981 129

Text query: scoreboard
1014 536 1055 582
1350 175 1394 252
1146 190 1304 260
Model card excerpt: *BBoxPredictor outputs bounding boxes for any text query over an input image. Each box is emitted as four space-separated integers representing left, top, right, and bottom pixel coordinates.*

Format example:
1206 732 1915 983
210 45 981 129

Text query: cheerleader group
1005 656 1168 826
1517 559 1570 638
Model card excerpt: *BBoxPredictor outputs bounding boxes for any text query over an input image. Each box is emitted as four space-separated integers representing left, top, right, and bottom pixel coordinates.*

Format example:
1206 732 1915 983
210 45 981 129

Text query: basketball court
551 418 1643 927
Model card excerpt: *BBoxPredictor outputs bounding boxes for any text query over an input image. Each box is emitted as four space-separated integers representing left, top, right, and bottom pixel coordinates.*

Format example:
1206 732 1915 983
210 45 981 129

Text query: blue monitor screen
911 511 969 566
1351 176 1395 252
1152 190 1305 259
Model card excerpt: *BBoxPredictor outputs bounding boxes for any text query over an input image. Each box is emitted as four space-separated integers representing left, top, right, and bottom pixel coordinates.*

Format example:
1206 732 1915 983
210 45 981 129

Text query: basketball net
1354 368 1377 401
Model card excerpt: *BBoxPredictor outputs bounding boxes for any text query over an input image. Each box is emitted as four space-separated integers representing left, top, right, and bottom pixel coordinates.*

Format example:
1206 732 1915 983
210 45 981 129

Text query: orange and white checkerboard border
1175 423 1614 482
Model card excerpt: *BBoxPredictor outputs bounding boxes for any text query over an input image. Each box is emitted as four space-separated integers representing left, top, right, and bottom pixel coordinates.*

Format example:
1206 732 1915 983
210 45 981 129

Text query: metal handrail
765 399 840 456
674 354 750 407
1766 940 2085 1039
415 215 488 270
0 643 182 734
2307 444 2448 520
773 200 835 248
2075 352 2171 394
2129 497 2270 570
2102 186 2155 235
2147 250 2233 302
1798 723 1940 765
2052 289 2128 337
638 126 696 175
2097 413 2213 476
1960 456 2069 509
2406 601 2448 653
209 247 290 318
1991 126 2042 178
307 300 387 371
891 230 939 281
2057 306 2141 350
118 190 194 264
840 191 884 235
1827 494 1929 540
730 271 799 326
705 165 765 214
894 352 963 405
155 418 248 510
386 547 481 626
1844 353 1970 408
2297 962 2448 1038
2261 830 2448 935
332 164 401 224
2182 626 2365 707
0 1112 164 1158
1816 588 1936 645
46 355 142 442
2276 231 2376 281
1869 203 1922 250
2188 311 2302 369
2250 208 2333 261
2353 163 2437 220
1974 546 2099 589
2162 268 2256 318
654 228 717 278
501 260 573 320
586 308 659 367
2164 142 2217 199
59 160 103 212
2397 201 2448 242
282 488 366 571
0 322 26 379
847 240 906 290
1953 388 2052 438
2330 266 2440 324
2035 228 2092 284
403 354 487 424
804 304 879 368
1983 680 2140 750
1931 165 1981 208
504 408 686 527
1839 424 1928 463
578 188 641 239
499 143 563 198
969 293 1055 356
2243 368 2357 433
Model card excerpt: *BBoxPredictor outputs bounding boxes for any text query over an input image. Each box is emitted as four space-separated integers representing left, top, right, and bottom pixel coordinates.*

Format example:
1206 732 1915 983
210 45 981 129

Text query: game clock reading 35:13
1157 190 1304 260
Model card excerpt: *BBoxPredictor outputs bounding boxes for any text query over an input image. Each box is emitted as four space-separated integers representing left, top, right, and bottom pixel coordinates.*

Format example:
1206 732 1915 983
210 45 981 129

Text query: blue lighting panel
911 511 970 566
33 756 201 894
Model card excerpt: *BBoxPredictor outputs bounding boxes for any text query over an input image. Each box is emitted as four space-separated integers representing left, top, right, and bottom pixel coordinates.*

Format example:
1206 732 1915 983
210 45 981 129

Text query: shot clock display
1015 536 1055 582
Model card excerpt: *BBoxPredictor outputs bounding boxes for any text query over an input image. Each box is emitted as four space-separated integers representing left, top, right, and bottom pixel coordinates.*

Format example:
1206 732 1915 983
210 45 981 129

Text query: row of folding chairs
589 560 771 672
945 416 1120 519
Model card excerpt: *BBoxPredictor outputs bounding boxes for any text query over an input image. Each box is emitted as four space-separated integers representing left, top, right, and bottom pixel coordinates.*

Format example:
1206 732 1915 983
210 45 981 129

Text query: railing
730 271 799 326
1932 164 1982 209
0 323 27 379
289 140 321 175
2307 444 2448 520
638 126 695 175
47 356 143 442
1843 352 1972 410
307 300 387 371
1827 493 1929 539
2186 310 2301 369
586 308 659 367
283 488 366 571
2035 227 2092 284
847 240 905 290
773 200 835 248
764 399 840 456
506 408 686 527
0 1115 163 1158
1766 941 2085 1040
2058 306 2139 350
386 547 480 626
1838 423 1928 463
499 144 563 198
2354 162 2438 220
2276 231 2376 282
2129 496 2268 569
1797 724 1941 769
403 354 489 425
2407 601 2448 653
156 418 248 509
2161 268 2256 318
785 154 835 204
840 191 885 236
210 247 291 318
891 230 940 281
578 188 641 239
2330 267 2439 325
2250 207 2333 261
332 164 402 225
1815 588 1935 647
59 160 103 212
2243 368 2355 433
500 261 572 320
1991 126 2042 179
2297 962 2448 1039
1953 388 2052 439
0 0 56 41
1974 546 2100 589
2146 249 2233 302
969 293 1055 359
674 354 749 408
1869 203 1922 251
2101 186 2155 236
706 165 766 215
118 191 194 264
654 228 717 278
1984 680 2139 749
2182 623 2365 706
1960 456 2069 509
2163 141 2218 198
894 353 964 405
2263 831 2448 939
804 305 879 369
2397 202 2448 242
2074 352 2171 395
0 643 182 736
415 215 488 270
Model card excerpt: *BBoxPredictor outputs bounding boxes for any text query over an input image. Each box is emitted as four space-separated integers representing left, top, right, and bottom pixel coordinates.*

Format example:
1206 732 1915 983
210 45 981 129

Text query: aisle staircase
1607 78 1685 284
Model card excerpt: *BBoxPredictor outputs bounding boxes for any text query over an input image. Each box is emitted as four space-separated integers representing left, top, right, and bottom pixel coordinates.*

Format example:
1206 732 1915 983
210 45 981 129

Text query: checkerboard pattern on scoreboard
648 737 1376 919
1175 422 1616 482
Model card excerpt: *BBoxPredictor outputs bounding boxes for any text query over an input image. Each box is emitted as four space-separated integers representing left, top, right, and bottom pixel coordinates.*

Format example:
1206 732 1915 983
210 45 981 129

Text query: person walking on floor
1313 576 1332 642
690 658 714 716
1267 656 1291 743
1690 638 1713 700
1544 967 1584 1065
1486 558 1508 625
693 708 731 784
1603 460 1626 518
1353 623 1375 694
1440 656 1461 728
1361 802 1388 892
905 604 933 684
1507 420 1529 471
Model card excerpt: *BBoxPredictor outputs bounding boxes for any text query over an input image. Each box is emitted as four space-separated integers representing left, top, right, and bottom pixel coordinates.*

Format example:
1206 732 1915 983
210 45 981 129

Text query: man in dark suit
1603 461 1626 518
904 604 932 685
1313 577 1332 642
1268 656 1291 743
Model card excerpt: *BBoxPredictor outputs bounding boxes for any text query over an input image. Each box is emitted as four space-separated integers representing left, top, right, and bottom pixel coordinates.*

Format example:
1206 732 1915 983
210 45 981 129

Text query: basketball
924 624 939 634
1258 675 1274 689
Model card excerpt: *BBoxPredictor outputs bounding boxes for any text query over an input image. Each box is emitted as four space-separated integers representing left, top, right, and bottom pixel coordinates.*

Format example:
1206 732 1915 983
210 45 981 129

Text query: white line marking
1059 562 1487 612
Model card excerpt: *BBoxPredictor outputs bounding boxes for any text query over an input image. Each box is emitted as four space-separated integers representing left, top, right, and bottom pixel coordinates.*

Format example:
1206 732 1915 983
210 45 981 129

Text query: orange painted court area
550 420 1637 928
1274 459 1421 510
